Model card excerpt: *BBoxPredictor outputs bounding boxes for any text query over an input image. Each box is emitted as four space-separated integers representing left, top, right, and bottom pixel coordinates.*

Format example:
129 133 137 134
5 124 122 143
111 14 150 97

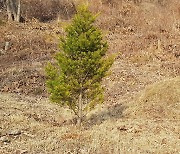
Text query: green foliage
45 5 114 121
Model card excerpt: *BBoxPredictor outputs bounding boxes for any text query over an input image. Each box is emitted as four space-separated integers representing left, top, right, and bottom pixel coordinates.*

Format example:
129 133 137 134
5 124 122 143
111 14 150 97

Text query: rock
5 42 10 51
8 129 21 136
0 136 10 143
15 150 28 154
20 150 28 154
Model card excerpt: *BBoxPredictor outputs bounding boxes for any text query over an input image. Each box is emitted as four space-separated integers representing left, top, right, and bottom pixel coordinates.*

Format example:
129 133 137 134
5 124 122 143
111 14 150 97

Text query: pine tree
45 5 114 126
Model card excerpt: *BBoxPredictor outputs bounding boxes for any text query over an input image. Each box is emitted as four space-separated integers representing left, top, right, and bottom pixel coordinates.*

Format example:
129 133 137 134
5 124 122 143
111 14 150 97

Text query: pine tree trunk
77 91 82 127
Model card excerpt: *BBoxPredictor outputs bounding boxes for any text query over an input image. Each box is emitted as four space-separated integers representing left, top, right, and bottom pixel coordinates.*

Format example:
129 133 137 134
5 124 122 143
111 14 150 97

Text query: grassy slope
0 0 180 153
0 77 179 153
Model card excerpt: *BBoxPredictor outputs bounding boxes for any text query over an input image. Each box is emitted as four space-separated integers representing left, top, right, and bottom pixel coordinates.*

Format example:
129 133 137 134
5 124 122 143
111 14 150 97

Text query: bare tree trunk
6 0 13 21
16 0 20 22
9 0 17 20
6 0 21 22
77 91 82 127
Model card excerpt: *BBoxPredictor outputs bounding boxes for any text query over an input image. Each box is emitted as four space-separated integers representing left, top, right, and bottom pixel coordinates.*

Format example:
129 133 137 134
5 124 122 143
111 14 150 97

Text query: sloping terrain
126 77 180 119
0 77 179 153
0 0 180 153
0 0 179 98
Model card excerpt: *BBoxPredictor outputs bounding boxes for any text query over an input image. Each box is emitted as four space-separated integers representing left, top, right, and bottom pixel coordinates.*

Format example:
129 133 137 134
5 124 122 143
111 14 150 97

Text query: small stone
8 130 21 136
15 150 28 154
20 150 28 154
0 136 10 143
5 41 10 51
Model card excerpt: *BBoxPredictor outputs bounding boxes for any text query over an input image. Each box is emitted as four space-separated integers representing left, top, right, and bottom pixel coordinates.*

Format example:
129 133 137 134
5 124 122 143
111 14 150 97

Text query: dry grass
0 76 180 153
0 0 179 96
0 0 180 153
0 88 179 153
126 77 180 119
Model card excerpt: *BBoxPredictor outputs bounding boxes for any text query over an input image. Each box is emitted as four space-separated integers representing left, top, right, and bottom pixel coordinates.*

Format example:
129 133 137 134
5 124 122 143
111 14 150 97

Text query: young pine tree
45 6 114 126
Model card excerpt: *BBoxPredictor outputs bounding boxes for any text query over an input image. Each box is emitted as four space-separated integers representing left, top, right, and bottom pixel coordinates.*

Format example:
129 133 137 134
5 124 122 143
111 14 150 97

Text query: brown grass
126 77 180 119
0 89 179 153
0 1 180 153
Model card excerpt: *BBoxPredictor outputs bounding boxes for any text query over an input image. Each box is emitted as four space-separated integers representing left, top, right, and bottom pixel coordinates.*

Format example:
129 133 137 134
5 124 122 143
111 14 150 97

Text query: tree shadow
83 103 127 128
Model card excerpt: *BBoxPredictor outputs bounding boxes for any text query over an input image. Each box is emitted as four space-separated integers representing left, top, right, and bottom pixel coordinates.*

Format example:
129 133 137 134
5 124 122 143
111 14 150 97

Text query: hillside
0 0 180 153
0 77 179 153
0 0 179 97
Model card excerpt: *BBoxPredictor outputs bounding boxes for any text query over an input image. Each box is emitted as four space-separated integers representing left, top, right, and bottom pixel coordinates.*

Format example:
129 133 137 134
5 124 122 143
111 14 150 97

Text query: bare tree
6 0 21 22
